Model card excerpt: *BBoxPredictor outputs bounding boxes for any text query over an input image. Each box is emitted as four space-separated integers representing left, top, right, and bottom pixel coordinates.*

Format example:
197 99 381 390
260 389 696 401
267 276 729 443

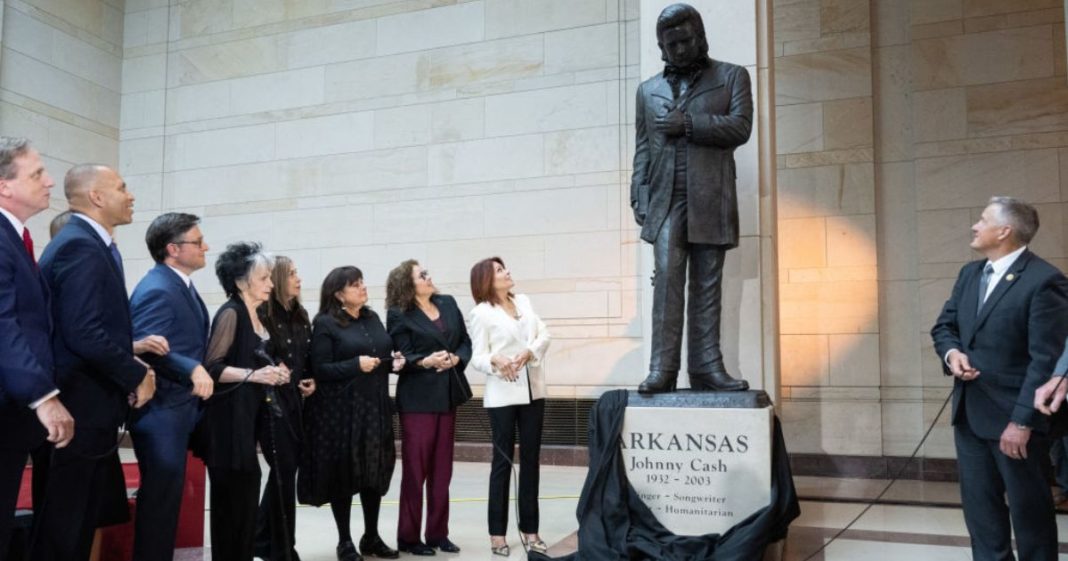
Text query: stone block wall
0 0 125 241
775 0 1068 459
7 0 1063 462
118 0 644 399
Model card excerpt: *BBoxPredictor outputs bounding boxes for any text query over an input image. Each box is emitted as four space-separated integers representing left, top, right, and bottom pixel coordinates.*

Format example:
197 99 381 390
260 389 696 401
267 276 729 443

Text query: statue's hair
656 3 709 60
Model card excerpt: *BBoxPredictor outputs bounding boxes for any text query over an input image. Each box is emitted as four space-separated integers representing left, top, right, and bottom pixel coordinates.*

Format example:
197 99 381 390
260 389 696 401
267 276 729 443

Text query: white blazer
467 294 551 408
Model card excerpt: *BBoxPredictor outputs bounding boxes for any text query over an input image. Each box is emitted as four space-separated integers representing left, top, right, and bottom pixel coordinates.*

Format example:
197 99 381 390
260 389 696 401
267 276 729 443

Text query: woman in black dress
300 266 403 561
255 255 317 561
201 242 292 560
385 260 472 555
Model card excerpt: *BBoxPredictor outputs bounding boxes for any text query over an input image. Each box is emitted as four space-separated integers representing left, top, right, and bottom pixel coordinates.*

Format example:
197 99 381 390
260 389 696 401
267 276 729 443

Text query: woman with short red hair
467 257 551 556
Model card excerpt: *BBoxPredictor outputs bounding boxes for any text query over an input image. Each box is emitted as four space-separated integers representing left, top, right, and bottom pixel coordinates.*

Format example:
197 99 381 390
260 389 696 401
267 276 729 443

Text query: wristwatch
1013 422 1031 431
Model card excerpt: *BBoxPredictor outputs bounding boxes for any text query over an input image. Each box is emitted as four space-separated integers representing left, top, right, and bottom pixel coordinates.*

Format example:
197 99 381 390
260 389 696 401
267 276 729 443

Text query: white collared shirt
0 206 26 237
73 212 113 246
167 265 192 288
0 208 60 408
981 245 1027 303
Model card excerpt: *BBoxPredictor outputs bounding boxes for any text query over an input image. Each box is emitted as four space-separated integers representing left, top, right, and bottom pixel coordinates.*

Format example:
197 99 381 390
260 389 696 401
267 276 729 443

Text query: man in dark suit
631 3 750 393
931 196 1068 561
32 163 158 561
0 137 74 557
1036 339 1068 411
128 212 214 561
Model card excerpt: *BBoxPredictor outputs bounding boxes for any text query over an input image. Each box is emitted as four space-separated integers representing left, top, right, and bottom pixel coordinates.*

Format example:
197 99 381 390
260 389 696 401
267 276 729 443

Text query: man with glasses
128 212 214 561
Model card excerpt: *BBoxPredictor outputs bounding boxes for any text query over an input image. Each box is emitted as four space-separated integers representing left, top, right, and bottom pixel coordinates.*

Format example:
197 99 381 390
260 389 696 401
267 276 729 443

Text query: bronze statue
632 3 752 393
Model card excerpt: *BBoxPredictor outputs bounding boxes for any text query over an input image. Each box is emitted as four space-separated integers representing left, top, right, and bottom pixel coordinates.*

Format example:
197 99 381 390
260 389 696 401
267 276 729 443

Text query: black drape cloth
548 389 799 561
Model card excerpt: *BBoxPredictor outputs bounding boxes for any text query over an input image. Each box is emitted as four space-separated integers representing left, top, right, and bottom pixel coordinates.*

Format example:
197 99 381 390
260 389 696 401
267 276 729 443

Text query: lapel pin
1005 273 1015 282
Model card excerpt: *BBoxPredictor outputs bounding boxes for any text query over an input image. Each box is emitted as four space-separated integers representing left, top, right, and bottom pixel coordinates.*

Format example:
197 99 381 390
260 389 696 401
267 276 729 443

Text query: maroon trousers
397 411 456 543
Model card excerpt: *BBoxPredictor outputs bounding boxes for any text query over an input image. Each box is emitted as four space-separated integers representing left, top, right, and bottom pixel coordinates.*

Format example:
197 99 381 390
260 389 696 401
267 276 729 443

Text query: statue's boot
690 368 749 392
638 371 677 394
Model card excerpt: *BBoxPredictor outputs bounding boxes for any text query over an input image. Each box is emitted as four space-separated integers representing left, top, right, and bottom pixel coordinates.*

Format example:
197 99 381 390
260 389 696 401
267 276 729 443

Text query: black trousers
650 186 727 375
208 466 261 561
955 417 1057 561
255 404 301 561
29 429 128 561
486 399 544 536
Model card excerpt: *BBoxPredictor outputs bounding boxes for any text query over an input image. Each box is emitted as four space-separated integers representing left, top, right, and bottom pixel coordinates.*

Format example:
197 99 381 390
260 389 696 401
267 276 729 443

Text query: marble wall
116 0 645 399
775 0 1068 458
0 0 125 239
7 0 1062 461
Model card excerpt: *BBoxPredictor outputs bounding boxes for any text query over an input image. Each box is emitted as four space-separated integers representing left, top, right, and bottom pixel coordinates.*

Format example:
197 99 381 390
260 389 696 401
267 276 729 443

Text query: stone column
637 0 779 401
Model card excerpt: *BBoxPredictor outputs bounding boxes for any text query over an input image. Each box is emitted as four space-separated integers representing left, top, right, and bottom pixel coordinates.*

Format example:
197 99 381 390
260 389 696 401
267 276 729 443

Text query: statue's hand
654 110 687 137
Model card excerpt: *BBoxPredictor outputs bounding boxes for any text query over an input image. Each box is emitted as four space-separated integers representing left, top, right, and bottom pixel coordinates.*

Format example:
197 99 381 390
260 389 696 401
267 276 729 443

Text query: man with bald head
32 164 159 561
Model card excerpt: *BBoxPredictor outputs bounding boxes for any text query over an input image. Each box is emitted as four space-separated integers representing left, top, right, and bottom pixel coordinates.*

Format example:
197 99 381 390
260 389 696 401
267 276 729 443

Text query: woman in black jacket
255 255 316 561
386 260 473 555
201 242 291 560
300 266 403 561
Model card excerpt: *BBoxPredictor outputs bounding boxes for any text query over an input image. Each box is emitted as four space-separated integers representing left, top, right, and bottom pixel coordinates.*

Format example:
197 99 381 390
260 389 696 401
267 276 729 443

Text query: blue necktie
109 242 125 278
977 262 994 314
190 281 206 324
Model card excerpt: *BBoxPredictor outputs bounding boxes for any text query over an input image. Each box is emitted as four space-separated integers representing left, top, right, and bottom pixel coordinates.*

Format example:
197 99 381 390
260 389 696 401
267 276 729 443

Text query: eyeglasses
418 270 431 280
172 238 205 248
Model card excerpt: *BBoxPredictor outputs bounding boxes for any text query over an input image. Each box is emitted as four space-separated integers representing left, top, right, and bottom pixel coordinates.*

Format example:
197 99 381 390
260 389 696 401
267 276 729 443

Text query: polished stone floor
167 459 1068 561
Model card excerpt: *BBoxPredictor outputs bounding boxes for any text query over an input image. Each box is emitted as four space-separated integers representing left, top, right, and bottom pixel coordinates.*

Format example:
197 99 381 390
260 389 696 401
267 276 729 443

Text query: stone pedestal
622 390 774 536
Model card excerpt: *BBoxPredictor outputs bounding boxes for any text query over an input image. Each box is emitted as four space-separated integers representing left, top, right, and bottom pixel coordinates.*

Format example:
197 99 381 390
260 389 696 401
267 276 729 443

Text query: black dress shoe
337 540 364 561
638 371 678 394
396 540 436 556
689 369 749 391
428 538 461 553
360 535 400 559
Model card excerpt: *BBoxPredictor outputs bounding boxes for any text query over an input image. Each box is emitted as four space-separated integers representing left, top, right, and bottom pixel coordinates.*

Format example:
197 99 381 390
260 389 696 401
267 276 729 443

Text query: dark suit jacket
630 58 753 247
931 250 1068 438
39 216 147 430
129 263 209 419
387 294 473 413
0 219 55 450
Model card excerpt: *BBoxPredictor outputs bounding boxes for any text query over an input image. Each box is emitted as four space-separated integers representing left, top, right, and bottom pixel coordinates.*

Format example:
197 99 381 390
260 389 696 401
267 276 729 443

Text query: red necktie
22 227 35 265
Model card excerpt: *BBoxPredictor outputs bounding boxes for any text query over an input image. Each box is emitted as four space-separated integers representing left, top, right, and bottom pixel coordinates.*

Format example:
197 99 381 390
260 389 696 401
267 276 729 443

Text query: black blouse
310 308 394 392
260 303 312 389
198 297 269 470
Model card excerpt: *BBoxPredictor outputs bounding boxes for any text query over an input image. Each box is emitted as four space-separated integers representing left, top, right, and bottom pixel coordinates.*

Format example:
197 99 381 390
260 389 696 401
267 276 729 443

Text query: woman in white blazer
467 257 551 557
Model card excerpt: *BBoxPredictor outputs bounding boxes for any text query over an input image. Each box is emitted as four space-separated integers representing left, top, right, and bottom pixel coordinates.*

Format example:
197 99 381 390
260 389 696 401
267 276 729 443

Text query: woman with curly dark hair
200 242 292 560
300 266 403 561
255 255 317 561
385 260 472 555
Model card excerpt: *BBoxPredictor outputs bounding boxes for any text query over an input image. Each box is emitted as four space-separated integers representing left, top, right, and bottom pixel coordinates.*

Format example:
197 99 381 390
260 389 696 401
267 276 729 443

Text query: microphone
254 347 285 418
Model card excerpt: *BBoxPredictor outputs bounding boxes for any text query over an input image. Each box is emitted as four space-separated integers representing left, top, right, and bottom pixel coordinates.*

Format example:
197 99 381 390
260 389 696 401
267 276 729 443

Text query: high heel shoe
526 539 548 554
490 540 510 557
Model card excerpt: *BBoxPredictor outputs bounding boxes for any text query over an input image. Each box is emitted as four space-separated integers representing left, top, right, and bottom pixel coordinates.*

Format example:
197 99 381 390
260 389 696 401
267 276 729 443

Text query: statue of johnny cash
631 3 752 394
